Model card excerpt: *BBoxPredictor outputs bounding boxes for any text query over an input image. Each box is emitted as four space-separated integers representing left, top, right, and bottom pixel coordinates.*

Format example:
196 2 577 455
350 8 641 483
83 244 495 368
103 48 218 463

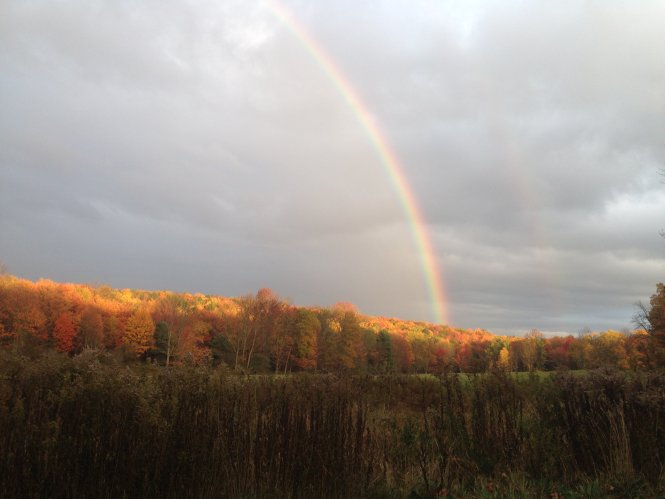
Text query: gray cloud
1 0 664 333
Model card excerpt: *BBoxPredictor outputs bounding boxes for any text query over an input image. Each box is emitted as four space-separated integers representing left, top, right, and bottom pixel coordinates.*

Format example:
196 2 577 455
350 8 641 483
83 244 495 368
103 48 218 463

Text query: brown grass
1 352 665 498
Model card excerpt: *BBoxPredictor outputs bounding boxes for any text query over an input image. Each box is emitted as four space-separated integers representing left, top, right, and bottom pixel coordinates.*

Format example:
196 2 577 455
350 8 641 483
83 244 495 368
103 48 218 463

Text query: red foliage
53 312 76 353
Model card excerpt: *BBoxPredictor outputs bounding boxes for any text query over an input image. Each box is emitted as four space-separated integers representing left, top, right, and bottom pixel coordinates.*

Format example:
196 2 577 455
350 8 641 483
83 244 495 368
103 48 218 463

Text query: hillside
0 275 651 372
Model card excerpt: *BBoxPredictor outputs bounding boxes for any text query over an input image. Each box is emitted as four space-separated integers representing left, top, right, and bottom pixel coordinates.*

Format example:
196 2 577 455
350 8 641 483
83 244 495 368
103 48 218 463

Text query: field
2 351 665 498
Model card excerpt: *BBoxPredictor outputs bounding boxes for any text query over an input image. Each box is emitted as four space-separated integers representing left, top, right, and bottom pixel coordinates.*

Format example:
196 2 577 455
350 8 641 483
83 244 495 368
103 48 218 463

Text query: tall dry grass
1 351 665 498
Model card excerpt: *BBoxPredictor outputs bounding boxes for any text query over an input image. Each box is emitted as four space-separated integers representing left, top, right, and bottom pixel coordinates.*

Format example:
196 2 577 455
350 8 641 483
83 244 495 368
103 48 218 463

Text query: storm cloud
1 0 664 333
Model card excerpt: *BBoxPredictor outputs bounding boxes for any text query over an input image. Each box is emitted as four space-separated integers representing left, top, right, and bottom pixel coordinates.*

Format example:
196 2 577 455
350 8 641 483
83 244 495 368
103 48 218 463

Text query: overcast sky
1 0 664 334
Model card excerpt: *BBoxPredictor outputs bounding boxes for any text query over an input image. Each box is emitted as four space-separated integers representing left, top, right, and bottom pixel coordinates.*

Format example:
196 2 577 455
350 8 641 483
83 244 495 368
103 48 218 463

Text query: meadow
2 350 665 498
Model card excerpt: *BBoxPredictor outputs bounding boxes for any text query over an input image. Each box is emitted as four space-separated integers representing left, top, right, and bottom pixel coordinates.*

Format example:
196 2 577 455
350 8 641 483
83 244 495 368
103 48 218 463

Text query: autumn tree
648 284 665 343
568 334 592 370
177 320 211 365
522 329 544 371
497 346 511 371
311 303 367 372
77 306 104 350
373 330 394 373
588 331 628 369
508 340 526 371
124 307 155 357
486 338 508 370
1 279 60 350
37 279 70 342
543 336 575 370
53 312 77 353
153 294 190 366
0 324 7 348
291 309 319 370
411 335 435 373
273 309 295 373
333 304 365 371
231 289 285 372
250 288 285 371
391 334 415 373
0 280 43 345
14 304 48 347
255 288 285 354
455 340 491 373
0 280 9 346
625 330 650 370
103 313 122 349
634 283 665 365
316 310 341 372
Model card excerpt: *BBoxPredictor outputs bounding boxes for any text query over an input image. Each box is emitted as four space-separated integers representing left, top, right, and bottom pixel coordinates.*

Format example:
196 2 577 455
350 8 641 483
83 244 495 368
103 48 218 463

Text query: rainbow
266 0 450 325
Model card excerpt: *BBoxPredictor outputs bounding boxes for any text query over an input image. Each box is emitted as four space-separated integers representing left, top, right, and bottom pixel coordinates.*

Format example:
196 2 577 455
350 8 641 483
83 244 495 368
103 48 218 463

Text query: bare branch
633 301 652 333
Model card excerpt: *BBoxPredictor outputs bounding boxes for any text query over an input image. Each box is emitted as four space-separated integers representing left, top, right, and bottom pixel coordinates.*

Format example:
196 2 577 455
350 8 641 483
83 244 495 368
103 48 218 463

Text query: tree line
1 275 663 372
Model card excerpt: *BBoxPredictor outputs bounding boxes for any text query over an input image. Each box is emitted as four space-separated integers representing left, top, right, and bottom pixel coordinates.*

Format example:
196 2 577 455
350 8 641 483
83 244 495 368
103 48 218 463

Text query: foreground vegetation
2 351 665 498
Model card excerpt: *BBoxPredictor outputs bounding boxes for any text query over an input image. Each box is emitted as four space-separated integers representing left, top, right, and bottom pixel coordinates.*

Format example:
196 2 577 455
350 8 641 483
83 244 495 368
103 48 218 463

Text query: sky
1 0 664 335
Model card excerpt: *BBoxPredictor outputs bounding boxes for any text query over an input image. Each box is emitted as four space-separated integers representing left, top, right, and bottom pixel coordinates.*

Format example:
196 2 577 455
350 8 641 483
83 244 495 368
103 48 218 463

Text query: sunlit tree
232 288 285 372
153 294 190 366
497 346 511 371
124 307 155 357
523 329 544 371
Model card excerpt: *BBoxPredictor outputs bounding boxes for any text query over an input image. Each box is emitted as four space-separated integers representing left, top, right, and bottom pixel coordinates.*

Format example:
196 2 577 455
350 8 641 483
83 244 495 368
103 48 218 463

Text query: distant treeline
0 275 661 372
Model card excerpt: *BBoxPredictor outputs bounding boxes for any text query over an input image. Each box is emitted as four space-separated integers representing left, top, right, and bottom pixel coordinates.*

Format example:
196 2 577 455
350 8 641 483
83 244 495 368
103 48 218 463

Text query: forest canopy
0 275 659 372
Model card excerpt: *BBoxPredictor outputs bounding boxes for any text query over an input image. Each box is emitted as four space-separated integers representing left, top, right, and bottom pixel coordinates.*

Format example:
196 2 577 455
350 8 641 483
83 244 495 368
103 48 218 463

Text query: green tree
486 338 508 369
375 330 394 373
210 331 235 367
153 321 170 363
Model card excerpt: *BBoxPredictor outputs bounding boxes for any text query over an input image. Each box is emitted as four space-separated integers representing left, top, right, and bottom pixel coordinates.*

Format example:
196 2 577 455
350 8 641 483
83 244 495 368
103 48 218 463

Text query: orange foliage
123 308 155 356
0 275 657 372
53 312 77 353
